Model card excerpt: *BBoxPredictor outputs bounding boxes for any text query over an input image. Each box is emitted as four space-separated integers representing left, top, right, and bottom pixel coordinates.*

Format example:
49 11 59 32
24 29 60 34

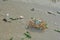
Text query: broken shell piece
5 13 10 21
19 16 24 19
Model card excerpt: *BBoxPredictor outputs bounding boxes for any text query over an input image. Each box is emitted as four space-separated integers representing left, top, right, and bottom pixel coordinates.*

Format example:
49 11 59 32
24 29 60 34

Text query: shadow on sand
26 27 43 33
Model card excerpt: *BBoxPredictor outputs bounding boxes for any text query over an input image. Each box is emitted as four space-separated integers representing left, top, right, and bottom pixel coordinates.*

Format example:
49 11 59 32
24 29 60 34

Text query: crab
26 18 48 31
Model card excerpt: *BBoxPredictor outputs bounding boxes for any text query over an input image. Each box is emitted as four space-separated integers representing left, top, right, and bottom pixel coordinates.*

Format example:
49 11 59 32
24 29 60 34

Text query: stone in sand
31 8 35 11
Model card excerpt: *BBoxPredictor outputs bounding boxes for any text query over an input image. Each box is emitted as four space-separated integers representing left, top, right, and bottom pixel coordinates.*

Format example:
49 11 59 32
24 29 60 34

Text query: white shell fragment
19 16 24 19
6 13 9 17
5 13 10 21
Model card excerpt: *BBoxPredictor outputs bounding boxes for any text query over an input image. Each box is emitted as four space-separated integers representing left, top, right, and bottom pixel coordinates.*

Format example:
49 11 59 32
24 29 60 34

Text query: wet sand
0 0 60 40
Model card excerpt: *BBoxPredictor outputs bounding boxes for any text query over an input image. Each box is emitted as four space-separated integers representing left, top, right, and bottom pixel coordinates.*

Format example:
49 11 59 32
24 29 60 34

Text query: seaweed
24 33 31 39
54 29 60 33
24 31 31 39
9 18 19 20
21 31 31 40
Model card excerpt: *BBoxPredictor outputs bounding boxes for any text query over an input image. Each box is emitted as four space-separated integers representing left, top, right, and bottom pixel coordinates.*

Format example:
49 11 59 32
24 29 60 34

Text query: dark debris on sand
2 18 11 23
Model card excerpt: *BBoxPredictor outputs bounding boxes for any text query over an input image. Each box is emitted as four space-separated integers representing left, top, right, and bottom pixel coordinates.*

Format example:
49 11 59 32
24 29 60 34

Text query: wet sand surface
0 0 60 40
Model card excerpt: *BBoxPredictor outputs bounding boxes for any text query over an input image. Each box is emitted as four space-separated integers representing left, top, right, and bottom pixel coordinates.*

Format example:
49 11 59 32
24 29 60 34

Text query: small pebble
6 13 9 17
31 8 34 11
47 11 56 16
3 18 7 22
47 11 52 14
5 13 10 21
3 18 11 23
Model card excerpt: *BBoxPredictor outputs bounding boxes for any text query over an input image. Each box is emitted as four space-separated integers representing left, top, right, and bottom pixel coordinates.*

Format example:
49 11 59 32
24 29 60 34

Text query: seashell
19 16 24 19
6 13 9 16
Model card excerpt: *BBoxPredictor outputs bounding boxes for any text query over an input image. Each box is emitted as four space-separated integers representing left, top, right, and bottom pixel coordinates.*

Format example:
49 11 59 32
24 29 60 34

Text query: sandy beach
0 0 60 40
